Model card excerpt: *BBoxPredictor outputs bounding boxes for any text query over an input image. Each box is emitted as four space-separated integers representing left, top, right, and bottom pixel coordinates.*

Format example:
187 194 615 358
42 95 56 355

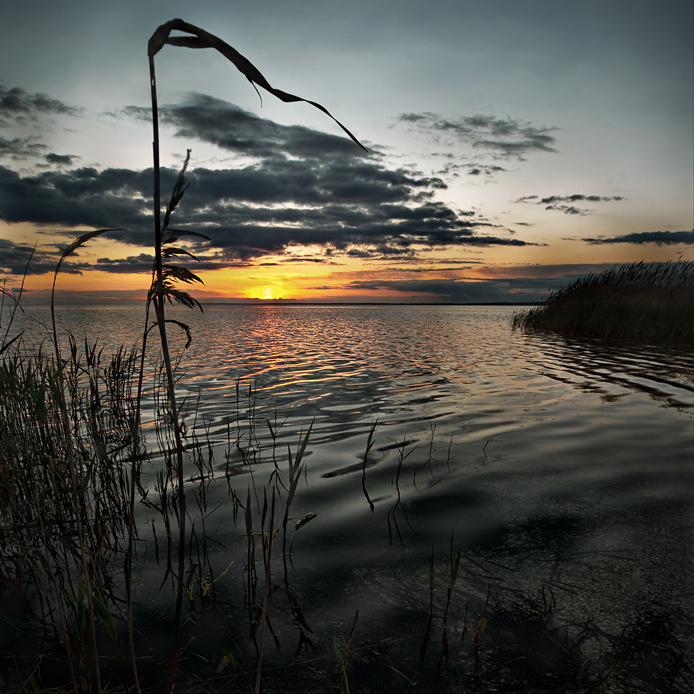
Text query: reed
0 18 366 693
0 329 142 691
145 22 365 679
511 260 694 344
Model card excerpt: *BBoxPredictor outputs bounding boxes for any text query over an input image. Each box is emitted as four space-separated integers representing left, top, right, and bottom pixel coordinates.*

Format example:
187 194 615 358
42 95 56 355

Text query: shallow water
4 304 694 691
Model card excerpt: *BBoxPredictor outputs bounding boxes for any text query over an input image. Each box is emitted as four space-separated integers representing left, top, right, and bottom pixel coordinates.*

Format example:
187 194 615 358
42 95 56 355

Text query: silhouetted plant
512 260 694 344
145 19 365 688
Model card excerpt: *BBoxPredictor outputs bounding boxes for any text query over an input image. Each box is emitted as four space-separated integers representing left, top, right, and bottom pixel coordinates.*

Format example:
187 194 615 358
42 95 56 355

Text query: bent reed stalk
145 19 364 687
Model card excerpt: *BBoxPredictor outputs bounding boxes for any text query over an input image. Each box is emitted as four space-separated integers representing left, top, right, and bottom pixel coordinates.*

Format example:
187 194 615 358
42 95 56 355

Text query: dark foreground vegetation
512 261 694 344
3 319 692 694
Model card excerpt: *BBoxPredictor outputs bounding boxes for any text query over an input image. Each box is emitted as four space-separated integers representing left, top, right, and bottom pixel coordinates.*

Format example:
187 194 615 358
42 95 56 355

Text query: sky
0 0 692 304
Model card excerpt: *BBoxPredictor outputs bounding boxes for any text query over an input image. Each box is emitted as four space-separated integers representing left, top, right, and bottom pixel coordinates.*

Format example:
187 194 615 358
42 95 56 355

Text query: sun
261 286 276 300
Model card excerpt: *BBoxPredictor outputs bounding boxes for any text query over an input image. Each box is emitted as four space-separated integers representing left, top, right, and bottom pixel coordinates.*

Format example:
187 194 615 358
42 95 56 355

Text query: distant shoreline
22 301 542 308
199 301 540 306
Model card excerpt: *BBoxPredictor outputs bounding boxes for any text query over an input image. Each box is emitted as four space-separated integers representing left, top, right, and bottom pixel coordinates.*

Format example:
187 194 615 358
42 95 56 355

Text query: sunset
1 1 691 304
1 3 692 692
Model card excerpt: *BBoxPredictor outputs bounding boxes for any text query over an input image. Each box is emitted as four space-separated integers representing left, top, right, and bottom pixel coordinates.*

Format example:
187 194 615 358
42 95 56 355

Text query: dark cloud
124 93 366 161
545 205 586 215
344 277 555 303
277 256 328 264
0 85 80 126
91 253 255 275
0 135 46 160
539 194 624 204
0 238 78 276
45 152 77 166
0 96 539 272
0 86 81 165
91 254 154 274
583 230 693 246
0 164 152 230
478 263 620 279
514 193 624 215
398 112 557 159
466 164 506 176
435 161 507 177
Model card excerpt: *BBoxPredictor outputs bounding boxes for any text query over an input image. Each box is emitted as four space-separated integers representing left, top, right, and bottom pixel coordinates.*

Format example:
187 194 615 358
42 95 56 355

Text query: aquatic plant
145 19 364 689
0 18 366 694
511 260 694 344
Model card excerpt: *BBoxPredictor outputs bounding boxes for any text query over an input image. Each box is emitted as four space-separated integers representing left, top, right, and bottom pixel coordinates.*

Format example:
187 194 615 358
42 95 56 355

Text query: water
4 304 693 691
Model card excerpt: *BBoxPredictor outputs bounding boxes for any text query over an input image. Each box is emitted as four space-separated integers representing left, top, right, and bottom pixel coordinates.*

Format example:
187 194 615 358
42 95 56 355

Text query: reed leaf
148 19 367 152
164 319 194 349
162 247 199 260
164 229 211 241
0 331 23 356
92 584 118 644
54 228 121 276
148 284 203 311
162 264 204 285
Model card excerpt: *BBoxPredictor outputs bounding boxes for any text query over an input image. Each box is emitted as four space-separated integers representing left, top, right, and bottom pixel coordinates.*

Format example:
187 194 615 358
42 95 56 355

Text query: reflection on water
522 330 694 410
16 304 693 426
5 304 693 692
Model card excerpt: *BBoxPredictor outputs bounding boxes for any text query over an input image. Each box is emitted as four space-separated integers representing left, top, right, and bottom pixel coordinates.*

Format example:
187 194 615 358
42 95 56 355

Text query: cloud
344 277 556 303
546 205 586 215
124 93 365 161
466 164 506 176
0 135 46 160
435 160 507 177
478 263 620 279
0 85 80 125
0 165 152 230
537 194 624 204
0 86 82 163
0 95 540 273
45 152 77 166
398 112 557 159
0 238 73 276
583 230 693 246
514 193 624 215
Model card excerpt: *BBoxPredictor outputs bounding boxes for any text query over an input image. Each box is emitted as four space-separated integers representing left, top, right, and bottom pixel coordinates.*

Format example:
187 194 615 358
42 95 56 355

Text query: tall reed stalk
144 19 365 690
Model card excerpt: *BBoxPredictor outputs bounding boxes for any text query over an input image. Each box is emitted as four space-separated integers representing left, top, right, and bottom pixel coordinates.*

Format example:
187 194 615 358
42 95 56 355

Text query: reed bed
511 260 694 344
0 326 314 692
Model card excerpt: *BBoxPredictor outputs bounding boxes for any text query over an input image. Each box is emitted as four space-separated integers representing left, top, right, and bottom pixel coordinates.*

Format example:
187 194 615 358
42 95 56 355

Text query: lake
3 304 693 692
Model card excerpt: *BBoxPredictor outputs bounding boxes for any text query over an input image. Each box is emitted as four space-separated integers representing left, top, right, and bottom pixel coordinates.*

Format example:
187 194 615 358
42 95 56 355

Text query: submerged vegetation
512 260 694 344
